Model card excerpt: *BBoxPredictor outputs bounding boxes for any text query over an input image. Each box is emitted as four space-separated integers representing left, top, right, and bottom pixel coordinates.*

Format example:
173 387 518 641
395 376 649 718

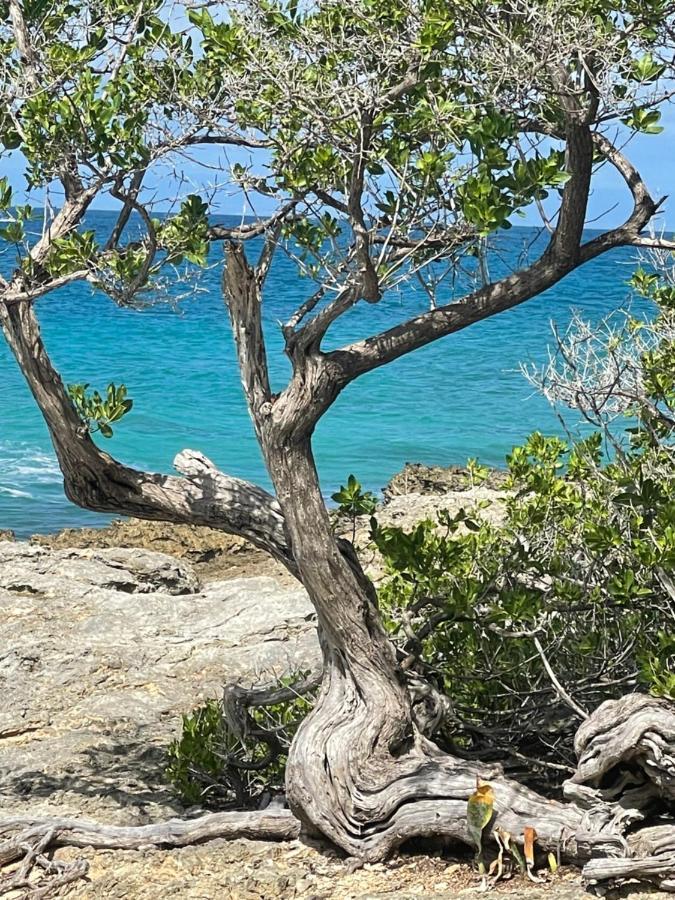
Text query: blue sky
582 106 675 230
3 105 674 230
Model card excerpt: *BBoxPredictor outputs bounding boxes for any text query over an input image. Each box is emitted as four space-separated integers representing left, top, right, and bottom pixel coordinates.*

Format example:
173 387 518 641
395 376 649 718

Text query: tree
3 0 675 889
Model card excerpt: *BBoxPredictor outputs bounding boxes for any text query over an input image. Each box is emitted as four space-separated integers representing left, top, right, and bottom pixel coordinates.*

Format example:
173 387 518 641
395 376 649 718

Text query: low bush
167 264 675 800
166 675 315 807
375 429 674 776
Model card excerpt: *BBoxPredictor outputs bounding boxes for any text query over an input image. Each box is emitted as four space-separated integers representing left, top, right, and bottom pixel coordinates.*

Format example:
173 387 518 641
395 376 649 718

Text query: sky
582 104 675 231
3 104 675 231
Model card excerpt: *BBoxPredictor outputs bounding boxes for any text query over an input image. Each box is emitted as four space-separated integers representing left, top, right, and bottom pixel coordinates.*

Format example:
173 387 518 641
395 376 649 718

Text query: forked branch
322 130 657 385
0 299 295 573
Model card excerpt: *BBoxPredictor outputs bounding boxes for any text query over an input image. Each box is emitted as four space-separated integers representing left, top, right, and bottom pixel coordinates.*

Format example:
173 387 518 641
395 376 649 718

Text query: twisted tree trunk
251 435 675 884
3 211 675 892
264 437 584 859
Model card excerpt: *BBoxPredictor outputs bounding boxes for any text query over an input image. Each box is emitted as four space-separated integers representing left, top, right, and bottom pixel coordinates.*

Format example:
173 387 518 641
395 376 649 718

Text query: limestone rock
52 839 616 900
0 541 317 824
0 541 200 596
31 518 294 584
383 462 508 499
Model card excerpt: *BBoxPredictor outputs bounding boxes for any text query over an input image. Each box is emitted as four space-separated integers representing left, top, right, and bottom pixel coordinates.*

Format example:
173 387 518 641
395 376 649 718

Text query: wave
0 441 61 488
0 485 33 498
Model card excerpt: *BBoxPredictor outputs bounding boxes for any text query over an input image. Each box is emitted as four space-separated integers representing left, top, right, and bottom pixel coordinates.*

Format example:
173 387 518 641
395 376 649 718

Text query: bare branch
105 169 147 251
223 242 272 421
533 636 589 720
186 132 272 150
255 219 283 284
207 200 299 242
630 235 675 251
0 299 295 573
7 0 38 88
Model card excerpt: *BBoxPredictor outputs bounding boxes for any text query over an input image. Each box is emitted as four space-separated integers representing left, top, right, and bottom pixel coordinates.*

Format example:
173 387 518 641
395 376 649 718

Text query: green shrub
166 676 315 808
374 429 674 774
372 265 675 775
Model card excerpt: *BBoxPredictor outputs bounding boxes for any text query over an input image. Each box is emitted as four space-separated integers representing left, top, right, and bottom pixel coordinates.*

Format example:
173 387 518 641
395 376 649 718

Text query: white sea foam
0 485 33 498
0 441 61 488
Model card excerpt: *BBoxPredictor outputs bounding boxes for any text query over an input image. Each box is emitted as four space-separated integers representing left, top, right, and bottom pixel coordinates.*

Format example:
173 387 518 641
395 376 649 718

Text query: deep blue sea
0 214 650 537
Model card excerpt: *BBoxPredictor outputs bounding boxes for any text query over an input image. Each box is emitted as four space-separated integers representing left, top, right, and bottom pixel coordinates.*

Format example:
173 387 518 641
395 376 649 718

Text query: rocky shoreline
2 463 508 585
1 463 664 898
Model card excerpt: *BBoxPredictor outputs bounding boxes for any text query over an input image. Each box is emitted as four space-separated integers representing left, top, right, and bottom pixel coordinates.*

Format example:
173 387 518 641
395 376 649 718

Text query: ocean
0 214 649 537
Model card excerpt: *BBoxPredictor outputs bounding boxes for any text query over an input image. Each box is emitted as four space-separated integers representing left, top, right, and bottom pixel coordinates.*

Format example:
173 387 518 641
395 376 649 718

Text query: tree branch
105 169 147 251
207 200 299 242
8 0 38 89
629 235 675 250
223 243 272 422
28 185 102 269
0 299 295 574
324 129 656 384
185 132 272 150
533 636 589 720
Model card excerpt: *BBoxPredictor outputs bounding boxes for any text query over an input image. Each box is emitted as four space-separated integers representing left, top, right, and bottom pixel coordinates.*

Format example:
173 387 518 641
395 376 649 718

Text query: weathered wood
570 693 675 800
0 809 300 862
6 694 675 888
0 811 299 898
0 301 296 575
0 827 89 898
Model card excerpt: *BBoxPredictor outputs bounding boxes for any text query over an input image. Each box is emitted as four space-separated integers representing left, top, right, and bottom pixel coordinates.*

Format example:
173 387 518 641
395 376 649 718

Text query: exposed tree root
288 670 675 891
0 809 300 896
1 695 675 895
0 809 300 895
570 693 675 798
0 827 89 898
0 809 300 864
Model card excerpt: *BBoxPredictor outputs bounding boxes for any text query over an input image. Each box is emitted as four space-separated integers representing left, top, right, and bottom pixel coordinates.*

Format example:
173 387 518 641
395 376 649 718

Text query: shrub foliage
167 267 675 801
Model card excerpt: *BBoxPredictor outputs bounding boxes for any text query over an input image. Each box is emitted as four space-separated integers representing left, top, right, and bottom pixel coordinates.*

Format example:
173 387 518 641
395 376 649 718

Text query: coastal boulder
0 541 200 596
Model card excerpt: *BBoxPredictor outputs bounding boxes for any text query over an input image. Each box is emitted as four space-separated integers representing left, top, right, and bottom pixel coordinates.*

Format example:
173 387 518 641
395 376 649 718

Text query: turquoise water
0 215 647 536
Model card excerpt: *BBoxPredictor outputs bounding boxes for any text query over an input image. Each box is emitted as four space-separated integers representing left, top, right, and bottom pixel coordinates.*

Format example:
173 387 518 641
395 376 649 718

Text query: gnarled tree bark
3 692 675 890
2 77 675 897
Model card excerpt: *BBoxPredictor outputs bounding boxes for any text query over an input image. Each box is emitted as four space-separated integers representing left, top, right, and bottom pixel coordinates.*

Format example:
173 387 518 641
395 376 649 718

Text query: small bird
466 776 495 875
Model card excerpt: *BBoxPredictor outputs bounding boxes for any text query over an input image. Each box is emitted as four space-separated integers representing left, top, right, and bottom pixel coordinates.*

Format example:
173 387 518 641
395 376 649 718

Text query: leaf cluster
67 382 133 437
166 674 315 808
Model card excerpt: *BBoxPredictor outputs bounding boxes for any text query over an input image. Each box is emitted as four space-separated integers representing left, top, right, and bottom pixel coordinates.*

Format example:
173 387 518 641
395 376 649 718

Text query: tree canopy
3 0 675 891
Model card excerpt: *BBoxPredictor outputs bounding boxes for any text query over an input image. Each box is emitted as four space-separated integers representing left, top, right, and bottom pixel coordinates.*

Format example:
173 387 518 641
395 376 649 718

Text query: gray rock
383 462 509 498
0 541 200 595
0 541 318 823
